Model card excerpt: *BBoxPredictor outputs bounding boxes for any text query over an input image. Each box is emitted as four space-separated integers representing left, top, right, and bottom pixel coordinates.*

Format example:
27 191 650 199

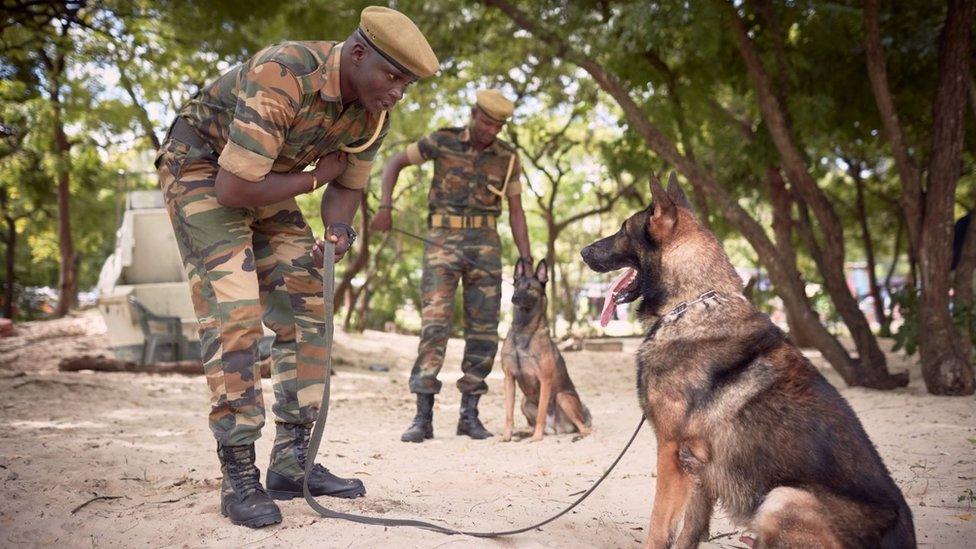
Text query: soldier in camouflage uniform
155 6 438 528
372 89 532 443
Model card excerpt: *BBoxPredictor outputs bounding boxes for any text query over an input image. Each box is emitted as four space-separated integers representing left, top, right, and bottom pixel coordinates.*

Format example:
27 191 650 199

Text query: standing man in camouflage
155 7 438 528
372 90 532 443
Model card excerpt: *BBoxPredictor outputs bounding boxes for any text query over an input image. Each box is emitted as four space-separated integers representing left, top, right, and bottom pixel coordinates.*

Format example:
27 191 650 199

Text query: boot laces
224 446 265 496
289 424 337 480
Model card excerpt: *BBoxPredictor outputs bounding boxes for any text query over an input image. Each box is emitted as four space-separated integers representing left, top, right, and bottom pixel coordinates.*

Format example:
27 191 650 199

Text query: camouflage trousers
409 227 502 395
156 136 327 446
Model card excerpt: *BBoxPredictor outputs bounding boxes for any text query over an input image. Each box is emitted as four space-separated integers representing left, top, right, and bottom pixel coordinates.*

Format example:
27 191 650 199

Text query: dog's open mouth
600 268 639 327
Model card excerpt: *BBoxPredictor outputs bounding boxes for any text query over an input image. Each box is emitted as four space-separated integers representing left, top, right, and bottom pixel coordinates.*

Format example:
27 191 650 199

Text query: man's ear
666 172 693 210
534 259 548 285
347 41 368 66
648 171 677 230
514 257 526 279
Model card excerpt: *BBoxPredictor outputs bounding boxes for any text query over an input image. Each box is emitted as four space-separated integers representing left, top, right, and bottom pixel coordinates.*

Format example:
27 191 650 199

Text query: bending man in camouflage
372 89 532 443
155 6 437 528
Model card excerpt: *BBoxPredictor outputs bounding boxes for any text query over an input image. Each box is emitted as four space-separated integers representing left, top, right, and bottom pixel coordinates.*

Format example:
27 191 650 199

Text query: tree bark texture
766 166 818 348
918 0 975 395
44 48 76 318
2 187 15 319
726 1 894 385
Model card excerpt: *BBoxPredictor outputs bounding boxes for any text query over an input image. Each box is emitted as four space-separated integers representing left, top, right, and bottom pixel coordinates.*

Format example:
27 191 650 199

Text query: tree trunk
918 0 975 395
483 0 909 388
954 209 976 364
851 163 887 330
545 220 557 333
727 2 893 383
864 0 924 257
2 187 15 319
47 51 75 318
116 56 160 151
766 166 818 348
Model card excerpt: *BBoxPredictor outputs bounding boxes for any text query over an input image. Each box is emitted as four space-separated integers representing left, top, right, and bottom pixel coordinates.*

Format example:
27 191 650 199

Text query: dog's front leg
530 378 552 442
502 370 516 442
646 441 693 549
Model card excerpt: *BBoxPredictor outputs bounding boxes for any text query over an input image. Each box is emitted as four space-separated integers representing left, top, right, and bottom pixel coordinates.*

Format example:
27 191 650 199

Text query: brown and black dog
581 173 915 548
500 259 592 442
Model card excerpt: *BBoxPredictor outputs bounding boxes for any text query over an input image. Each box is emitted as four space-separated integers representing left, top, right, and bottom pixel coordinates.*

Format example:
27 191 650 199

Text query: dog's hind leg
750 487 842 549
555 392 592 437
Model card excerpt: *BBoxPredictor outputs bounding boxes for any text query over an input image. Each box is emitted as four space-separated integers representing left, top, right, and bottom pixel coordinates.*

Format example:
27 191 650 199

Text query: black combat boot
266 422 366 500
217 443 282 528
400 393 435 443
457 393 493 439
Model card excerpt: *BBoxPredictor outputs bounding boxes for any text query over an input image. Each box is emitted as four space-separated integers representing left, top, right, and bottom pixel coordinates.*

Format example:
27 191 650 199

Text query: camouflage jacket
405 127 522 217
177 41 389 189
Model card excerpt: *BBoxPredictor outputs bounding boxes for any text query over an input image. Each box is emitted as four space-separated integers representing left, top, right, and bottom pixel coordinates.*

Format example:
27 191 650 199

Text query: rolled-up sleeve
506 154 523 196
218 61 301 182
335 112 392 190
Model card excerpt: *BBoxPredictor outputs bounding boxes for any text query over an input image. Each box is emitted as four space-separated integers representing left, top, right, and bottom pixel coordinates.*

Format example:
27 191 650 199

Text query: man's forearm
379 152 411 206
321 183 363 227
510 208 531 259
215 168 316 208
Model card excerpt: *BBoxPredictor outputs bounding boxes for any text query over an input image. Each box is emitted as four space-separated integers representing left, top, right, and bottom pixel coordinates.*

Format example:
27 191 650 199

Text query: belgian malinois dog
500 259 592 442
581 173 915 548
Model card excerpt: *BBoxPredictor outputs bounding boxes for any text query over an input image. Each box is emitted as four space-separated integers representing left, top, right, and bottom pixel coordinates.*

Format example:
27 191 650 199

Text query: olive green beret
359 6 439 79
475 89 515 121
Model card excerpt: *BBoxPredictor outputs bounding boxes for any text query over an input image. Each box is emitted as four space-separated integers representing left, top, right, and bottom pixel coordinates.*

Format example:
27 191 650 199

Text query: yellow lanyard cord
486 153 516 197
338 110 387 154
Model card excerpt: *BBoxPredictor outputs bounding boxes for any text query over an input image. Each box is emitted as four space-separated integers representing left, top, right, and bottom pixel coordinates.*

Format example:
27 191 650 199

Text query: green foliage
892 288 976 357
1 0 972 348
959 488 976 507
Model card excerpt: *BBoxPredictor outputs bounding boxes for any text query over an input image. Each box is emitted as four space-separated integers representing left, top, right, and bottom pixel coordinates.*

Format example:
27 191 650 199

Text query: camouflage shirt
178 41 389 189
405 127 522 217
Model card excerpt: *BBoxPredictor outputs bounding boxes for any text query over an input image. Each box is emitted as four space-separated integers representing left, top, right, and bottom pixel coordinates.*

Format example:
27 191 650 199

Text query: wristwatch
328 222 358 248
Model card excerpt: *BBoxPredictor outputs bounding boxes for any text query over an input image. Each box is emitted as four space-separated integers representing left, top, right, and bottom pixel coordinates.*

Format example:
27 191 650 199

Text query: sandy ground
0 310 974 548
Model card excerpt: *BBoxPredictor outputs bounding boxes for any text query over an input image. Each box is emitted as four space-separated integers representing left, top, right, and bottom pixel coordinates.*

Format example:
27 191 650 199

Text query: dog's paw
501 431 513 442
529 433 544 442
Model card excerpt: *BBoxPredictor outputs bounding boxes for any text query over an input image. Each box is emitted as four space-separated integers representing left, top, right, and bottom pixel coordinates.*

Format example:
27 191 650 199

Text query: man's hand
312 223 357 267
371 207 393 232
312 151 348 187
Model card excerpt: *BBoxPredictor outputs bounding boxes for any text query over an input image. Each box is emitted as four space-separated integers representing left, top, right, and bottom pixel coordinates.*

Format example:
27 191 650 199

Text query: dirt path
0 311 973 547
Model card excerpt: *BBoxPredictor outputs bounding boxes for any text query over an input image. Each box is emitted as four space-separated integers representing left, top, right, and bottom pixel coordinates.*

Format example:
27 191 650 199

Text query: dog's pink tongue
600 268 636 327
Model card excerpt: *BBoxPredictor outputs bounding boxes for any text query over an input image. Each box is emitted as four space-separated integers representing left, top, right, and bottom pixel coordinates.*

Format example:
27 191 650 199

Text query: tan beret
359 6 438 79
475 89 515 121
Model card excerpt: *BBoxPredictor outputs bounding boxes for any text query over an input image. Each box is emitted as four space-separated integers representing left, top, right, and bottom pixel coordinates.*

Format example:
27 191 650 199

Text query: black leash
390 227 503 281
303 240 646 538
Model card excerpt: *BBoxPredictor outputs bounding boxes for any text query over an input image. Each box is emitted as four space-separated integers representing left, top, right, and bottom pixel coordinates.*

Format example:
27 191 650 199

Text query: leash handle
303 238 646 537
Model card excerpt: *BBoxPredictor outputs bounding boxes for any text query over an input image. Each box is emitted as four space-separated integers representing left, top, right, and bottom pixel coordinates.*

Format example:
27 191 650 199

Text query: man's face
353 45 415 113
469 108 504 146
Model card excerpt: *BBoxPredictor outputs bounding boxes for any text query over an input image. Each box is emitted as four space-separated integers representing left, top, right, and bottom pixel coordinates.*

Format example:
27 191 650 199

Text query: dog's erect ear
515 257 526 279
648 171 677 229
535 260 548 285
666 172 693 210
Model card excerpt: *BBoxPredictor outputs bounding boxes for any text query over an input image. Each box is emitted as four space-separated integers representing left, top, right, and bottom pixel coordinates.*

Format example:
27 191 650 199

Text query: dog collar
661 290 724 322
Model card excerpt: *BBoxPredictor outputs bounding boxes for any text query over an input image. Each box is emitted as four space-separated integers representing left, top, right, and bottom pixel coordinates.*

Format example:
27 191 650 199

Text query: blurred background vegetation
1 0 974 394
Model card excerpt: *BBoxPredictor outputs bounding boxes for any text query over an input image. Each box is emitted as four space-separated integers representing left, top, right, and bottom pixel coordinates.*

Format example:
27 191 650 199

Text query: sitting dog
500 259 592 442
581 173 915 548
